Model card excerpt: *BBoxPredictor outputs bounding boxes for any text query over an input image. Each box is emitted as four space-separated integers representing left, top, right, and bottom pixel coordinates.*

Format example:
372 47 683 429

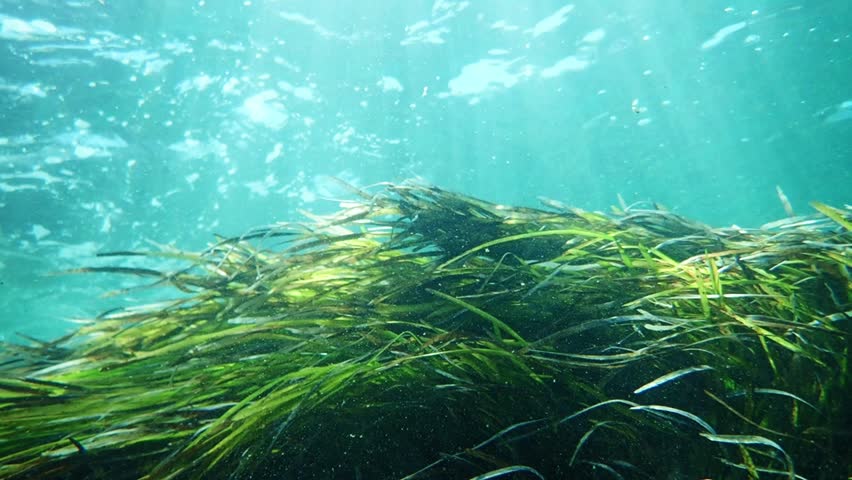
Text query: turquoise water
0 1 849 340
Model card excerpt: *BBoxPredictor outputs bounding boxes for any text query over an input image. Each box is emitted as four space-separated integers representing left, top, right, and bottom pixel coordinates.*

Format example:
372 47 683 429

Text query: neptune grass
1 183 848 479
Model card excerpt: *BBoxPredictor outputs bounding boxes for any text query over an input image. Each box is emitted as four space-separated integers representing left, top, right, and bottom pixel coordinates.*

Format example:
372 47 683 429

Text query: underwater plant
0 182 849 479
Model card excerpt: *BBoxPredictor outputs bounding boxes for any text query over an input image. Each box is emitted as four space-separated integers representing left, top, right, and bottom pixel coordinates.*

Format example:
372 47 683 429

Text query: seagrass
0 182 849 479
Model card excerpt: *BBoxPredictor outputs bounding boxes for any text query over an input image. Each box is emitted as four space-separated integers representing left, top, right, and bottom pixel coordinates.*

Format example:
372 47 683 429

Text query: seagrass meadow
0 183 849 480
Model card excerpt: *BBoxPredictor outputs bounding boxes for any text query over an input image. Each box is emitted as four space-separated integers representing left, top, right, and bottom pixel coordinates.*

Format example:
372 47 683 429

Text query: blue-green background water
0 1 849 341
